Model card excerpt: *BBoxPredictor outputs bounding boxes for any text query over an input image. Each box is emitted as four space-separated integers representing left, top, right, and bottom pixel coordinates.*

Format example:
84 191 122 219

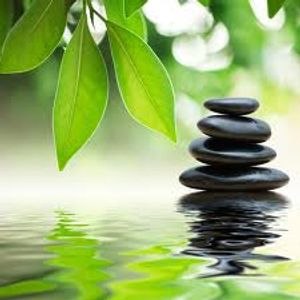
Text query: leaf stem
90 6 107 23
84 0 106 27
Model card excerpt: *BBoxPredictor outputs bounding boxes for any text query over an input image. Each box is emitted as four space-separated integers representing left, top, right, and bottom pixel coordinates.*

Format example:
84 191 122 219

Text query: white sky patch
64 0 107 45
263 44 300 93
172 22 232 71
250 0 285 31
176 93 202 130
63 26 72 44
143 0 213 36
206 23 230 54
87 0 107 45
172 35 207 68
197 51 232 72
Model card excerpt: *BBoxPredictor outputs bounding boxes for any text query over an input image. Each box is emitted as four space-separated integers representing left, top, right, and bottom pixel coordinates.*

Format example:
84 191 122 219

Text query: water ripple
178 192 289 278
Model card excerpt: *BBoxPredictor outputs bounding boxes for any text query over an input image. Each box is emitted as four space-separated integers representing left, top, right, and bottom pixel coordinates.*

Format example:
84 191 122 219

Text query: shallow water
0 190 300 300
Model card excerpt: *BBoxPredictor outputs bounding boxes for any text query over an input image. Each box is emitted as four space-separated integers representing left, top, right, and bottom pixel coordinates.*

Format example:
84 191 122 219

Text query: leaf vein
63 18 86 152
29 0 56 36
109 25 171 134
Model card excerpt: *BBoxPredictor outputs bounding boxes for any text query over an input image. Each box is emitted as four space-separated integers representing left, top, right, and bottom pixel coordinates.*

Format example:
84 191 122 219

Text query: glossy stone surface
189 138 276 166
204 98 259 115
180 191 288 210
179 166 289 191
198 115 271 143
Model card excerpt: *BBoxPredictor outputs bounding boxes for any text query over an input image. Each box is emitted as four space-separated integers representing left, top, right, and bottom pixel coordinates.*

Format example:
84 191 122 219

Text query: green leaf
22 0 33 10
197 0 210 6
0 0 13 48
267 0 286 18
125 0 147 17
54 13 108 170
104 0 147 40
0 0 69 74
107 21 176 142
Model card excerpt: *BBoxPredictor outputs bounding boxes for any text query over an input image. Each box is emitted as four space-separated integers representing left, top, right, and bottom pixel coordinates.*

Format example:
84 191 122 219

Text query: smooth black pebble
204 98 259 115
198 115 271 143
189 138 276 166
179 166 289 191
180 191 288 210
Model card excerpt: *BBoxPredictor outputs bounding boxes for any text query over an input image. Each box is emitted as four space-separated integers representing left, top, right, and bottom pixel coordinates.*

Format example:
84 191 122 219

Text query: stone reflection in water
179 192 289 277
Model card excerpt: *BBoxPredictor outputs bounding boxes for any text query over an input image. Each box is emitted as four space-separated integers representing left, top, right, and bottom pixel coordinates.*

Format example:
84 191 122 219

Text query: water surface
0 190 299 300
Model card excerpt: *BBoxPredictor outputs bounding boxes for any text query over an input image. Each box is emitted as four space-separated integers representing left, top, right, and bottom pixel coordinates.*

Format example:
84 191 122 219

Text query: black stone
180 191 288 210
179 166 289 191
204 98 259 115
198 115 271 143
189 138 276 166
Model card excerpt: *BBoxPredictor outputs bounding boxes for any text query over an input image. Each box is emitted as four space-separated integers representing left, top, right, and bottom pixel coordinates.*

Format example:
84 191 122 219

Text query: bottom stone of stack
179 166 289 191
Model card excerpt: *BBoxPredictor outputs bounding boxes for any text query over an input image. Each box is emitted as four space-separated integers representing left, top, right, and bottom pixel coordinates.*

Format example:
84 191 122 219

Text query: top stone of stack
204 98 259 116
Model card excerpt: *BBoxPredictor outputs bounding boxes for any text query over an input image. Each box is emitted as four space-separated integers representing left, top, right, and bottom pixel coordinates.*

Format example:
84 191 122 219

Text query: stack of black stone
180 98 289 191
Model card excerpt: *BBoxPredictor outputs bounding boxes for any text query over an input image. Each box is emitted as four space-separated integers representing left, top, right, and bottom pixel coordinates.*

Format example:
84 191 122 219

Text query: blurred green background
0 0 300 184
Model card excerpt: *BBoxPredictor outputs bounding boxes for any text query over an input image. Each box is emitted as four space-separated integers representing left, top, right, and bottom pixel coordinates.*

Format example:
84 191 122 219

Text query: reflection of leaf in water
259 261 300 297
0 280 56 299
46 211 111 299
108 244 221 300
